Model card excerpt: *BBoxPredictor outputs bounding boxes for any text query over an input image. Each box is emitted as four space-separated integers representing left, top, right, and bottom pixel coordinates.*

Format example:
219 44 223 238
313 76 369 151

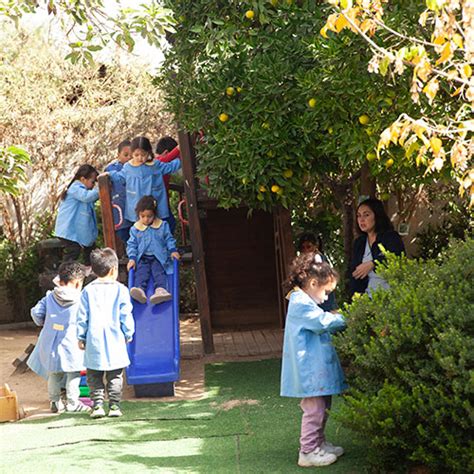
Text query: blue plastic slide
126 259 180 397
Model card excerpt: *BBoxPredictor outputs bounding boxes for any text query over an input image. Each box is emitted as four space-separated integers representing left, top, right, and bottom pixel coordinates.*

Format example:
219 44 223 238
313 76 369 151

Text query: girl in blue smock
106 136 181 232
54 164 99 266
281 253 347 468
127 195 180 305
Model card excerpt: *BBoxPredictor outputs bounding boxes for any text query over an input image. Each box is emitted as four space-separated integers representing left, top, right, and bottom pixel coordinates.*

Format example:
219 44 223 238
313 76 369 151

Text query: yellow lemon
257 193 264 201
219 113 229 122
262 122 270 129
283 169 293 178
226 87 235 96
259 185 267 192
245 10 255 20
385 158 394 168
236 86 242 93
308 98 317 108
359 114 370 125
271 184 281 193
328 127 333 135
242 177 248 185
366 151 377 162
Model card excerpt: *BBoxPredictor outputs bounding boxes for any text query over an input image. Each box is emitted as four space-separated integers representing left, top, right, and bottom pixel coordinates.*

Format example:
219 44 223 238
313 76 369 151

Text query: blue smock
27 291 85 379
76 280 135 371
127 218 177 275
109 159 181 222
105 160 128 230
280 288 347 398
54 181 99 247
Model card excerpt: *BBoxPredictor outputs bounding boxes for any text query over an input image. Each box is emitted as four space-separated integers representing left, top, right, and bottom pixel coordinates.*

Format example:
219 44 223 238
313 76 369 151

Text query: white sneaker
66 402 91 414
90 405 106 418
108 404 123 417
298 447 338 467
321 441 344 457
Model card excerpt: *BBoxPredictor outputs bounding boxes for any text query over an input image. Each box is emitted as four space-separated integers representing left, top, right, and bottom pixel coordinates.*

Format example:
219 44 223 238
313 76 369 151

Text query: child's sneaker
66 402 91 414
50 401 65 414
321 441 344 457
108 404 123 417
130 287 147 304
90 405 106 418
150 287 172 305
298 447 337 467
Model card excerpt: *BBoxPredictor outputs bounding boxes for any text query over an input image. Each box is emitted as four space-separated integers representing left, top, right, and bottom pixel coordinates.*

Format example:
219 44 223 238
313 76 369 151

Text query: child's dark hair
61 164 98 200
283 253 338 293
155 136 178 155
131 136 154 160
58 261 86 284
357 198 394 234
90 248 118 277
118 140 131 153
135 195 157 217
298 232 323 253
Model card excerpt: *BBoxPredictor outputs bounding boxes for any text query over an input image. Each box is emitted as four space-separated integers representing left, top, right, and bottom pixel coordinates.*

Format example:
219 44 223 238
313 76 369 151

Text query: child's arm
119 286 135 342
76 291 89 348
297 303 346 334
157 147 180 162
126 227 138 270
105 169 126 185
153 158 181 176
162 221 180 260
68 183 99 203
30 295 48 326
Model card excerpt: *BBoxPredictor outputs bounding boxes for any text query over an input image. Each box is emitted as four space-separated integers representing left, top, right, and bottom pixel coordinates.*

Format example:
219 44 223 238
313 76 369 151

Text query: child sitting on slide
127 195 180 305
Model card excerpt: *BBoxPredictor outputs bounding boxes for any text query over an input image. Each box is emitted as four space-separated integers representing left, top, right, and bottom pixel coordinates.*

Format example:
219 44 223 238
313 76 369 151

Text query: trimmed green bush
335 238 473 472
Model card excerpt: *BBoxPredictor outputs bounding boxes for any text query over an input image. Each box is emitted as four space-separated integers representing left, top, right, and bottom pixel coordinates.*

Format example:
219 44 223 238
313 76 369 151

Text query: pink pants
299 396 332 453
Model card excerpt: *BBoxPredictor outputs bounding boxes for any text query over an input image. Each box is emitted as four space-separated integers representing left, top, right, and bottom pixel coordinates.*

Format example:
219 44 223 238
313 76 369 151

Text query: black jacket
349 230 405 296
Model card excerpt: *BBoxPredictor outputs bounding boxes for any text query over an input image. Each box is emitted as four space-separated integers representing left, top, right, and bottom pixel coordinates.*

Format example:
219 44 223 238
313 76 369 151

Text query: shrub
335 238 474 472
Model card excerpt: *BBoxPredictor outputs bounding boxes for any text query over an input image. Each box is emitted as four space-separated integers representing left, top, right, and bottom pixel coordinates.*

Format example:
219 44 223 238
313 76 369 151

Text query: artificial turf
0 359 369 473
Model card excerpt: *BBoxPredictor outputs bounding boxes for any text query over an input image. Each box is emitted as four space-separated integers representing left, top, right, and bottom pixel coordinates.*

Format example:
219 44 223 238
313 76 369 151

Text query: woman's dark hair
131 136 154 160
135 195 157 217
156 136 178 155
357 198 394 234
283 252 338 293
118 139 131 153
61 164 98 200
298 232 323 253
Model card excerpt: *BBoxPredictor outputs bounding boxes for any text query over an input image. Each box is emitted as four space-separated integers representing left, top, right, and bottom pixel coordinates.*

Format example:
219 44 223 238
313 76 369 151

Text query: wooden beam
98 175 117 252
177 130 215 354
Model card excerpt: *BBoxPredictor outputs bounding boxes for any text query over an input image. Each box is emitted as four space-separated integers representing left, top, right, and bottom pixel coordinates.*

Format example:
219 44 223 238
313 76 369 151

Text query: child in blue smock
281 253 347 468
27 262 89 413
105 140 132 243
127 195 180 305
54 164 99 266
105 136 181 233
76 248 135 418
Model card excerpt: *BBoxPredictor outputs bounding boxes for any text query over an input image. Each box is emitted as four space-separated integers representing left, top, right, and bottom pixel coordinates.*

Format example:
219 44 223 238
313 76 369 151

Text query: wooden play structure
98 132 295 354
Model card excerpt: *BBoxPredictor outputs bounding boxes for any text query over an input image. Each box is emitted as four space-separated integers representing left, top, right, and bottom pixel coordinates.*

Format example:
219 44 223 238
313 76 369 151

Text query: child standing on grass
127 195 180 305
281 253 347 468
76 248 135 418
28 262 89 413
105 140 132 243
54 164 99 268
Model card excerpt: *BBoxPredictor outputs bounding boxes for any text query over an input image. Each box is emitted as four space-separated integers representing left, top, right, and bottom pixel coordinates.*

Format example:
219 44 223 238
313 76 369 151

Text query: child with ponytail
281 253 347 468
54 164 99 266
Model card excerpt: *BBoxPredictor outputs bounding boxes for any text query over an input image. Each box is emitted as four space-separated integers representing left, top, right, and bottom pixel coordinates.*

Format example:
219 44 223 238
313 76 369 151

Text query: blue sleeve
68 185 99 203
119 286 135 341
153 159 181 176
76 291 90 341
294 302 346 335
126 227 138 260
31 295 47 326
109 169 125 185
162 221 177 253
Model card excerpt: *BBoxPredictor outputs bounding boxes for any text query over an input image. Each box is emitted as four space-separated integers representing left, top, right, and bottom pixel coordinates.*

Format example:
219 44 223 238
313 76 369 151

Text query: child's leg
65 371 81 407
300 397 328 453
134 256 152 291
150 258 167 290
322 396 332 433
87 369 105 407
105 369 124 406
48 372 64 402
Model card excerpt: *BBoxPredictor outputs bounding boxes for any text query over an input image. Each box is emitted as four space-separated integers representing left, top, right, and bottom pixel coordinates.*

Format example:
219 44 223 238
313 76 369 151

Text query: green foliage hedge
335 238 473 472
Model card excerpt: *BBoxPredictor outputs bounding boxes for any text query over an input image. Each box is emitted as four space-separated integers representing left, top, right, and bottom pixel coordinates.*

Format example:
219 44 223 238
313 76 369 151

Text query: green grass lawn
0 359 369 473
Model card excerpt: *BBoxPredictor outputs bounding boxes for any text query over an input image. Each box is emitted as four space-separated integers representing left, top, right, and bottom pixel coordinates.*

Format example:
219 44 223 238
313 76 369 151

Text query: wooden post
177 130 215 354
98 175 117 252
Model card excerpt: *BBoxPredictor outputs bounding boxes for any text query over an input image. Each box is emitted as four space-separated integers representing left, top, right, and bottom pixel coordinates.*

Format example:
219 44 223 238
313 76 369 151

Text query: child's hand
127 260 136 271
171 251 181 260
78 340 86 350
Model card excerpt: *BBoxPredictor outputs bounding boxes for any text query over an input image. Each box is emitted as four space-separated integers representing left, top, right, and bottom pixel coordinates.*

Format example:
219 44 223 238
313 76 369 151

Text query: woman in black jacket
350 198 405 297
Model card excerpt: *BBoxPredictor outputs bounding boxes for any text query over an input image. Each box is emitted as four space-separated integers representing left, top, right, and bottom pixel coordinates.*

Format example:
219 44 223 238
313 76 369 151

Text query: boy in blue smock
76 248 134 418
281 253 347 468
105 136 181 233
127 195 180 305
28 262 89 413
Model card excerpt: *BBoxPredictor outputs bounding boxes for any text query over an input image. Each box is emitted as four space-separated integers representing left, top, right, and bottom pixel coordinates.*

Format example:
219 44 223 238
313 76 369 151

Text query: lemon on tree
245 10 254 20
283 169 293 178
366 151 376 161
219 113 229 122
241 177 248 185
359 114 370 125
226 87 235 97
271 184 281 193
308 98 316 108
385 158 394 168
259 185 267 192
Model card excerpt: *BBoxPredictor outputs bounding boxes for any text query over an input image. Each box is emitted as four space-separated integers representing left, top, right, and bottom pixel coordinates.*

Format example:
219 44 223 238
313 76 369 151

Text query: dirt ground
0 328 205 421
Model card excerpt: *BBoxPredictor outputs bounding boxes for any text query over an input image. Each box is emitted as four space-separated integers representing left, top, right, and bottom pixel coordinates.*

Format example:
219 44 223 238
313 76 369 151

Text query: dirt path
0 328 205 421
